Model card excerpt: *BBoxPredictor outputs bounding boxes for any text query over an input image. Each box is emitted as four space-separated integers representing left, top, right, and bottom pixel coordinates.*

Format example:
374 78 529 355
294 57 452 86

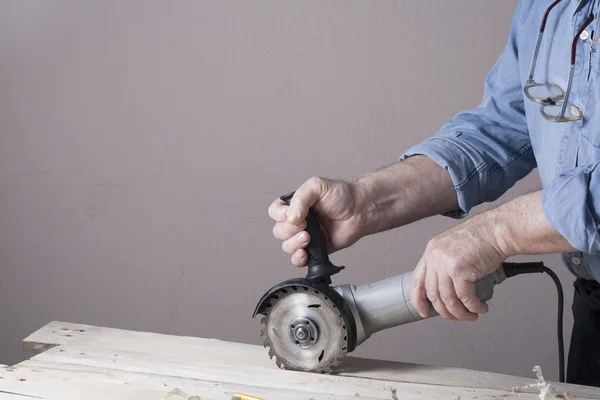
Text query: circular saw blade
260 286 348 373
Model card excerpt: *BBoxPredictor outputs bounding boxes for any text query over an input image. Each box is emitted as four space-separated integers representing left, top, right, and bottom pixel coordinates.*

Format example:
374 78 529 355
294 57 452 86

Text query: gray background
0 0 571 380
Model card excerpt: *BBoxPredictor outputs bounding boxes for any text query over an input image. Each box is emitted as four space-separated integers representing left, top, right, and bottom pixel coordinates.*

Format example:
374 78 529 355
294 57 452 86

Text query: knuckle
411 274 424 288
427 234 444 248
298 220 308 231
458 294 476 305
292 250 307 265
427 294 439 304
447 262 462 278
425 238 439 253
443 256 464 277
307 176 328 192
440 295 458 304
307 176 324 186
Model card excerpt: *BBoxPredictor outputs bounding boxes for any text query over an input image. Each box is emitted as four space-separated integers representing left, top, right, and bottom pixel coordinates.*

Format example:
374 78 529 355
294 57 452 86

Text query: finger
438 272 476 321
272 220 307 241
454 279 489 315
281 231 311 255
290 249 308 267
268 198 288 222
411 257 429 318
425 266 456 320
288 177 328 225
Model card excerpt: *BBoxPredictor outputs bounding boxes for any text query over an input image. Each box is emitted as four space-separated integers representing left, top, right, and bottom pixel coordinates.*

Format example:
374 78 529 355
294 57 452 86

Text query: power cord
502 261 565 383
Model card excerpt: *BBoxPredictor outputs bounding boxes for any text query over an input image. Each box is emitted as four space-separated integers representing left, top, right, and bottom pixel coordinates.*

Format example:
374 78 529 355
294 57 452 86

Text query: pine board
0 321 595 399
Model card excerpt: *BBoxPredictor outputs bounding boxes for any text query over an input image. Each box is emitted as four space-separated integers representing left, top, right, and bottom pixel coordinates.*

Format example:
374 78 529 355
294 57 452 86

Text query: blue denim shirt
400 0 600 282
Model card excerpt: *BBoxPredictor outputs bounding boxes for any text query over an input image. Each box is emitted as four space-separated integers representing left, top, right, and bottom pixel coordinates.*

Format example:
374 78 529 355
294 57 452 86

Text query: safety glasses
524 0 595 122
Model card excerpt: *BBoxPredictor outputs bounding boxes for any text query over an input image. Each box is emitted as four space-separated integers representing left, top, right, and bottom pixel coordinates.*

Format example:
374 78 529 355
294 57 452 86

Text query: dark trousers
567 278 600 386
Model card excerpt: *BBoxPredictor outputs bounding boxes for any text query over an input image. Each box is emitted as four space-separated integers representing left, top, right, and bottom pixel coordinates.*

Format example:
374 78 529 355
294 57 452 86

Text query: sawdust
391 388 398 400
161 388 201 400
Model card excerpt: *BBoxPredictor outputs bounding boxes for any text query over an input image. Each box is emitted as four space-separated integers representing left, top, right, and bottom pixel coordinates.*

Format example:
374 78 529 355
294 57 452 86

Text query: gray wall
0 0 572 381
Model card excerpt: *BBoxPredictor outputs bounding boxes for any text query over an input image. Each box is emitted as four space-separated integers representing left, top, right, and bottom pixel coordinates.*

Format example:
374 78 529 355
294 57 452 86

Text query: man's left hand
410 212 508 321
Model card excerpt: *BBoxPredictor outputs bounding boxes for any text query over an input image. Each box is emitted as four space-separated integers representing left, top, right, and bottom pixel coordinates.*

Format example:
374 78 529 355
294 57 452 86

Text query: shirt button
581 30 590 40
572 256 582 266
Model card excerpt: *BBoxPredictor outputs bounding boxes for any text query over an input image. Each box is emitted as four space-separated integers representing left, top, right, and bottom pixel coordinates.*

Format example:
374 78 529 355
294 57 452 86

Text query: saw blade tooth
268 347 275 359
274 356 285 369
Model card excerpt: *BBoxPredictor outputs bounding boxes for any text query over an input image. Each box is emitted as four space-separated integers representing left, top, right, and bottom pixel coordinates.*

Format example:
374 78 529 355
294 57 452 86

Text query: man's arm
354 155 459 236
410 189 577 321
493 191 577 257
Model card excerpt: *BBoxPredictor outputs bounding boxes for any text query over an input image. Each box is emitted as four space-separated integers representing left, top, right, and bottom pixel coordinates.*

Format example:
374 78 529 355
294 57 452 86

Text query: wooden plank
0 361 376 400
22 321 600 398
0 393 47 400
13 343 590 400
0 394 46 400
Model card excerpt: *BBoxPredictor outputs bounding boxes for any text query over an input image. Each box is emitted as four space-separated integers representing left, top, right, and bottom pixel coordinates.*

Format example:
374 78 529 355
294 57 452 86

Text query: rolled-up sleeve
399 0 536 218
542 162 600 254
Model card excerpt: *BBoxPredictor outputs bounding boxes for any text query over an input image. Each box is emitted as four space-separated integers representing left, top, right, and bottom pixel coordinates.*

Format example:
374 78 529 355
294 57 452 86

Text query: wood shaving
391 388 398 400
563 392 574 400
511 366 575 400
161 388 202 400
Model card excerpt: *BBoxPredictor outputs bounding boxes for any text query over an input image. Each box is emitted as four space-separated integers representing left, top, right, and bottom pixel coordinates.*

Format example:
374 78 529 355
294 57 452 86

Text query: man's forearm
487 190 578 257
355 155 459 236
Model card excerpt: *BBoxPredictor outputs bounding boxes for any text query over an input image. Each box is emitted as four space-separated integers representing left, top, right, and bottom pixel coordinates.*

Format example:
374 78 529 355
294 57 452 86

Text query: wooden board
0 321 597 400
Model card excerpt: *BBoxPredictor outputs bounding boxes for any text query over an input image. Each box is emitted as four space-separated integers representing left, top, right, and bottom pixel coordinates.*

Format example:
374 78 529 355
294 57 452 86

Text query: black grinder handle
280 192 344 284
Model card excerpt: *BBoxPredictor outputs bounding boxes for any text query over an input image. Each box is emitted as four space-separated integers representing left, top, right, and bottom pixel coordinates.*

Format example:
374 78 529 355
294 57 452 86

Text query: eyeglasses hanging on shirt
523 0 594 122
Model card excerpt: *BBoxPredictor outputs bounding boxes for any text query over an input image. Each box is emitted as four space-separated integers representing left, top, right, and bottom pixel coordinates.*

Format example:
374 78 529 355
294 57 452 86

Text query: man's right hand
268 156 459 268
268 177 366 267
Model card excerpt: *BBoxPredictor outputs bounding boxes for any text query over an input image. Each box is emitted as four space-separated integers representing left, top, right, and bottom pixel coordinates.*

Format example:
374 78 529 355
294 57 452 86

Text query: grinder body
334 267 507 346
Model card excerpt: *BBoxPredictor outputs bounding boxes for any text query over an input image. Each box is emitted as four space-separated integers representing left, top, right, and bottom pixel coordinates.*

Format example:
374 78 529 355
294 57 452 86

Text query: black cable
502 262 565 383
541 266 565 383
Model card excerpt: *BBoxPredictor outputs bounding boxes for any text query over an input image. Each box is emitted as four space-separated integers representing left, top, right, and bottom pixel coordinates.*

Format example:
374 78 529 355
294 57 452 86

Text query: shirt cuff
398 137 489 219
542 166 600 255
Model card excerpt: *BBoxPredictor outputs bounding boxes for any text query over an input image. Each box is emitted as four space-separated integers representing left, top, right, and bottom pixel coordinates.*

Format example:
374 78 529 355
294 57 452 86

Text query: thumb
287 177 328 225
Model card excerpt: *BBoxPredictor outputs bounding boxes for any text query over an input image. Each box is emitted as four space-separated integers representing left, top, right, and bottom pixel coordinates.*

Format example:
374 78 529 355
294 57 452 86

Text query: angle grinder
253 192 564 376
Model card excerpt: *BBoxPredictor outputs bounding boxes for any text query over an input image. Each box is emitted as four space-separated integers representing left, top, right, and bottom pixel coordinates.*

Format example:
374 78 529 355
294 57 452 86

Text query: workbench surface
0 321 598 400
